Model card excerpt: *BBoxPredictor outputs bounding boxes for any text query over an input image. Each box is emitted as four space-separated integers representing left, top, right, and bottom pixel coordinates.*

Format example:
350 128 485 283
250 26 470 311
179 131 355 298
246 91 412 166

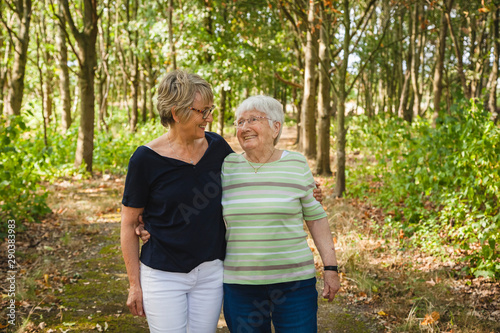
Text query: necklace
167 134 194 164
245 149 275 173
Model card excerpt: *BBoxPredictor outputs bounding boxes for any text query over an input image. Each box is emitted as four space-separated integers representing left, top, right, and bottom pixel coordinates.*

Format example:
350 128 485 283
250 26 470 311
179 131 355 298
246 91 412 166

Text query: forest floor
1 127 499 333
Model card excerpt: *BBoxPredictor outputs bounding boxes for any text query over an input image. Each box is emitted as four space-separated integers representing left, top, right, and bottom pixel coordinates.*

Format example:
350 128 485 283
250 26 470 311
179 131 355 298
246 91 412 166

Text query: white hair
235 95 284 145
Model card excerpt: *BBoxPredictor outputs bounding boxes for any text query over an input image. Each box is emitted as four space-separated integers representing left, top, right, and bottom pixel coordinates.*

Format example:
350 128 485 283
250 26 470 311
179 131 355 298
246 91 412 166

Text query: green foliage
0 116 51 236
0 115 165 236
347 101 500 278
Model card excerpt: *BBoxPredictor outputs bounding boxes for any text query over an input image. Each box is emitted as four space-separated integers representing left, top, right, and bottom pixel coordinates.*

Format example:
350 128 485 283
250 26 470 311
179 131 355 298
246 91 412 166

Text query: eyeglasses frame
189 105 216 119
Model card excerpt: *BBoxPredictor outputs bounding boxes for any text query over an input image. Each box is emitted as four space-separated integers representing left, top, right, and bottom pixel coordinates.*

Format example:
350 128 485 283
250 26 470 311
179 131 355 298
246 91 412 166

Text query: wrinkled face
236 109 280 152
176 93 213 138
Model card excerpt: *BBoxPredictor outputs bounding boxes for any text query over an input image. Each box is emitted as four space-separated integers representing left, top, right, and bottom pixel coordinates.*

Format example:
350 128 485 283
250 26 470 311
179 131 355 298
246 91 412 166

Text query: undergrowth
0 115 164 236
346 100 500 279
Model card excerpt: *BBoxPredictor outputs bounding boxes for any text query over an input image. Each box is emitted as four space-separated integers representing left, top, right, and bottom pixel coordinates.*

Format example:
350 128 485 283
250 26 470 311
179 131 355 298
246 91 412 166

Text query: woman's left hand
322 271 340 302
313 181 323 203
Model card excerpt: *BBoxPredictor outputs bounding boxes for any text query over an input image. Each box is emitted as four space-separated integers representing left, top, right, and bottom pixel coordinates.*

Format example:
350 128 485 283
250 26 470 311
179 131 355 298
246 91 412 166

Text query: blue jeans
223 278 318 333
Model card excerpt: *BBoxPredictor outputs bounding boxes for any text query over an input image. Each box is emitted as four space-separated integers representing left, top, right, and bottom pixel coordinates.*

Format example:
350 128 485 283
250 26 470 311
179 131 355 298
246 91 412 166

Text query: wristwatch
324 266 338 272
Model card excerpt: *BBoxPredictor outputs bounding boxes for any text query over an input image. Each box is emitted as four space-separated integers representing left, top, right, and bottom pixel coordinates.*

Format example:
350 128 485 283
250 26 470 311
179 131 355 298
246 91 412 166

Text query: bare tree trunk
130 60 139 132
0 37 9 115
5 0 32 116
40 9 53 127
432 0 451 127
60 0 98 173
444 0 469 100
333 0 350 198
488 3 499 121
56 8 72 131
219 87 226 136
168 0 176 70
300 0 318 158
141 71 147 123
410 3 421 116
316 4 332 176
398 71 411 122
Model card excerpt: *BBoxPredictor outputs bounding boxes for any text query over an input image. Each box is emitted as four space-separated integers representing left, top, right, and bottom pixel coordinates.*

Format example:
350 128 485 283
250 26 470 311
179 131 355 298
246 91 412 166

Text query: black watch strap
324 265 338 272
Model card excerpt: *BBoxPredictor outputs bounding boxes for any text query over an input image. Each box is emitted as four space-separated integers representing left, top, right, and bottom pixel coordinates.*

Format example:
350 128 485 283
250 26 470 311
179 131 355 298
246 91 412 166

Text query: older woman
121 70 233 332
221 95 340 332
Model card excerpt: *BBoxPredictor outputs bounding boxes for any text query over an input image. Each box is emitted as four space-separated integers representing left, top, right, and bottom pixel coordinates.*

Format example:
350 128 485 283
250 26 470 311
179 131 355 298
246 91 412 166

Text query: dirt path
2 128 499 332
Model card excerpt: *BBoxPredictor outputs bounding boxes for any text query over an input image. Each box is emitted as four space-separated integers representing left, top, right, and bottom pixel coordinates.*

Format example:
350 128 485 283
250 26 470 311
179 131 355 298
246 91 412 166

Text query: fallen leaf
0 323 8 329
421 311 440 325
426 279 436 286
378 310 388 316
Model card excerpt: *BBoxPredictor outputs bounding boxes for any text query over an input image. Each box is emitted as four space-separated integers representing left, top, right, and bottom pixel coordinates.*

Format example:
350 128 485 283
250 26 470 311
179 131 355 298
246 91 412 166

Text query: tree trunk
56 10 72 131
0 37 9 115
300 0 318 158
432 0 451 127
410 3 421 117
168 0 176 70
444 0 469 99
333 0 350 198
398 71 412 122
60 0 98 173
6 0 32 116
316 5 332 176
219 87 226 136
488 3 499 120
141 71 148 123
130 60 139 132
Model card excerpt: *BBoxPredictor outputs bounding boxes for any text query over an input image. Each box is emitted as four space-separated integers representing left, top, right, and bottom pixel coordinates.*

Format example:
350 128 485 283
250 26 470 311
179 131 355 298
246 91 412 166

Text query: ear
272 121 281 139
171 106 180 123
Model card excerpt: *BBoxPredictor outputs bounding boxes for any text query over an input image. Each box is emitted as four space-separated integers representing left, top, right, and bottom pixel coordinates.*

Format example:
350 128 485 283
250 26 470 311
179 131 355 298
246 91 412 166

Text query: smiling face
236 109 280 153
174 92 213 139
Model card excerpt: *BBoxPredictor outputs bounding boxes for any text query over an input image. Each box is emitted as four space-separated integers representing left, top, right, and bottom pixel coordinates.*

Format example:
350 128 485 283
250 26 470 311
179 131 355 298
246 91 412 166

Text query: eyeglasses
190 105 215 119
233 116 272 128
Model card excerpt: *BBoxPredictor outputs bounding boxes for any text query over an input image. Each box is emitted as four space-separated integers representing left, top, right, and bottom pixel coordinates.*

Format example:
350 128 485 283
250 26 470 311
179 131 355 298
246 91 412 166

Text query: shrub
347 101 500 278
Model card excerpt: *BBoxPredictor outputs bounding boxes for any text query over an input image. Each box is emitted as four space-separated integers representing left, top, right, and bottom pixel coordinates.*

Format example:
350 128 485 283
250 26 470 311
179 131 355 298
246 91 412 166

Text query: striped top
221 150 327 285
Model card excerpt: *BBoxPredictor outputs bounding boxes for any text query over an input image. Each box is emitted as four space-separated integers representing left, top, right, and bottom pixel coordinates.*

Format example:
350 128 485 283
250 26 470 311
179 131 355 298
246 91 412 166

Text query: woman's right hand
135 214 151 243
127 285 145 317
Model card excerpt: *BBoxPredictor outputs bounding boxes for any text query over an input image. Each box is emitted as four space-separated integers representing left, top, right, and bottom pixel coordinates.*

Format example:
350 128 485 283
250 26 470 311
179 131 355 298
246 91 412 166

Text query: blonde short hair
157 70 213 127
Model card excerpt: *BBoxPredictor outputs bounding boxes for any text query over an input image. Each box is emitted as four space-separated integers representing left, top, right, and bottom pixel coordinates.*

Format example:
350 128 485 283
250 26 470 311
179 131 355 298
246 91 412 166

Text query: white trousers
140 260 223 333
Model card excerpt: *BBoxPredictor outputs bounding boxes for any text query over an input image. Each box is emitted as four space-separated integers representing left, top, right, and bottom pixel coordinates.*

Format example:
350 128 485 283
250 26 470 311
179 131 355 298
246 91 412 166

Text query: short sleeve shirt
122 131 233 273
221 151 327 285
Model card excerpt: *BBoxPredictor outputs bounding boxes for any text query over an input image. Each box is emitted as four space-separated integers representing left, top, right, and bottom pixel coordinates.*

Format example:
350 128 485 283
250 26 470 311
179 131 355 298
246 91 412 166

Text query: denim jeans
223 278 318 333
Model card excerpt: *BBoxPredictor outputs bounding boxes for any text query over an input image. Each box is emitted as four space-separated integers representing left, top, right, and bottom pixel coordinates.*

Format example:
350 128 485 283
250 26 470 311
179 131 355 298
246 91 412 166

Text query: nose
205 112 214 123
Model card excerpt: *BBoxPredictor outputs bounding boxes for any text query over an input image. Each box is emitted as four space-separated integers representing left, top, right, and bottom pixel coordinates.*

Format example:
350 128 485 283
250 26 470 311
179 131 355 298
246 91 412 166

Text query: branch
58 0 83 43
274 72 303 89
0 2 20 44
49 0 82 66
347 9 392 94
350 1 376 56
444 0 469 99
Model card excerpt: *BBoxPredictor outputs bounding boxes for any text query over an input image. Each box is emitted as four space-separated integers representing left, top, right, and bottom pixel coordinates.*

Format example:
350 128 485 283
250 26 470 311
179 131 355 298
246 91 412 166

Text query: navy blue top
122 132 234 273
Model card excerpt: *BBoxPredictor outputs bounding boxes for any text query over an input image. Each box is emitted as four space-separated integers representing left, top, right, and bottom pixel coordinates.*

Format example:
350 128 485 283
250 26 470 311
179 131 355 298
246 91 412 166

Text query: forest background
0 0 499 332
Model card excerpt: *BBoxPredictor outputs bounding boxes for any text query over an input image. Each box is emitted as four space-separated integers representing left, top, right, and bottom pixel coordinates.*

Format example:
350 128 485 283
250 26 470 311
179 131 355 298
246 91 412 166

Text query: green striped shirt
221 150 327 285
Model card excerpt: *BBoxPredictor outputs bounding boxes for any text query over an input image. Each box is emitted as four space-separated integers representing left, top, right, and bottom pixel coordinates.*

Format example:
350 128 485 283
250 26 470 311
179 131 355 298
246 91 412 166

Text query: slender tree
301 0 318 158
316 2 332 176
55 3 72 131
59 0 98 172
0 0 32 116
